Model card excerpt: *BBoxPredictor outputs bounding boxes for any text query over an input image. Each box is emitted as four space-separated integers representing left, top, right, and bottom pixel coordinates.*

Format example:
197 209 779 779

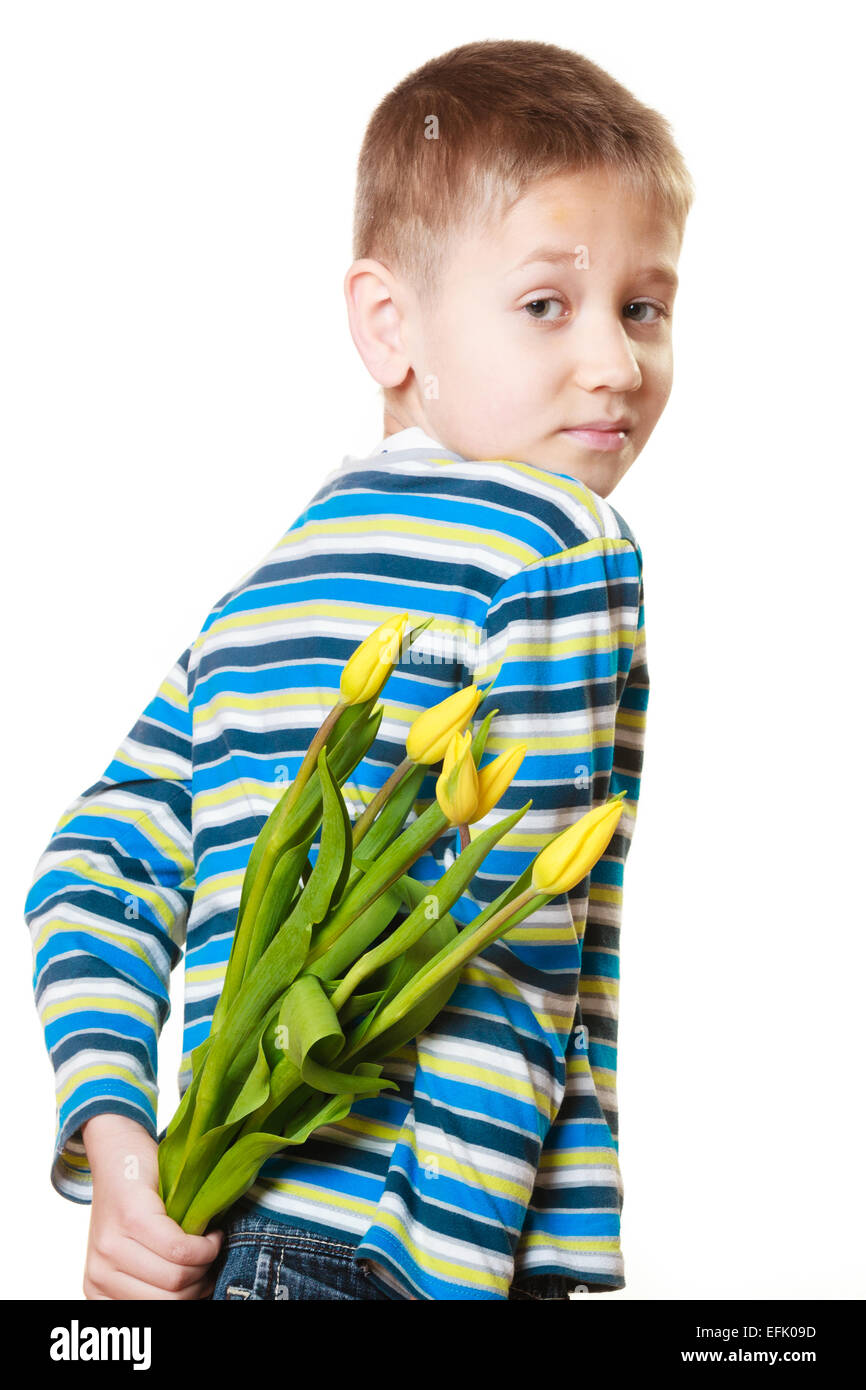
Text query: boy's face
389 167 682 498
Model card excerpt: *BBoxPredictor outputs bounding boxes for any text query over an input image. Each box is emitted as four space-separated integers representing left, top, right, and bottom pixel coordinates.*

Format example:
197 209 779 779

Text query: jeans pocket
211 1241 271 1300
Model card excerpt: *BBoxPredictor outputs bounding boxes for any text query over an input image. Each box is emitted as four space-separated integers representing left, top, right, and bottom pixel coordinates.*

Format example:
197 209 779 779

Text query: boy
25 38 693 1301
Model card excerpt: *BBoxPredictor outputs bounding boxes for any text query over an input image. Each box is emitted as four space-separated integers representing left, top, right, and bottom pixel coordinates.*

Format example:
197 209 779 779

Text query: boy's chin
501 443 614 496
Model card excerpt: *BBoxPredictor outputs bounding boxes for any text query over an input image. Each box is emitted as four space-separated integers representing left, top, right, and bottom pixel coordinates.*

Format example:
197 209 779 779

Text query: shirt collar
371 425 445 455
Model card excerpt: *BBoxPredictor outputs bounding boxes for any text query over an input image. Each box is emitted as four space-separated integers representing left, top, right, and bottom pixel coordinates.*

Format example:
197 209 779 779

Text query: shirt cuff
50 1089 158 1204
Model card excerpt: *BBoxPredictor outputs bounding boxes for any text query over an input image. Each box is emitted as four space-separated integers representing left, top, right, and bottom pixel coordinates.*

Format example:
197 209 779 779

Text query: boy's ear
344 259 412 389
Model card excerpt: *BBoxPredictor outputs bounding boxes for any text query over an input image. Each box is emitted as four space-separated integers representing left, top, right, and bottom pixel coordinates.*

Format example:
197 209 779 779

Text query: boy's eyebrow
510 246 579 272
634 262 680 291
510 245 680 290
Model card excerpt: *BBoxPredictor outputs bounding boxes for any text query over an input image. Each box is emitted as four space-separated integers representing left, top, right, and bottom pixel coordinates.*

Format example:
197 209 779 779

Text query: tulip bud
469 743 527 823
438 727 467 783
531 791 628 896
406 684 482 765
339 613 409 706
435 729 479 824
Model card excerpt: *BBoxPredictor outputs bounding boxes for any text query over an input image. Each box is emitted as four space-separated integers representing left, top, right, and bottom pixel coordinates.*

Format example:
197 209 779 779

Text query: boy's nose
568 319 642 394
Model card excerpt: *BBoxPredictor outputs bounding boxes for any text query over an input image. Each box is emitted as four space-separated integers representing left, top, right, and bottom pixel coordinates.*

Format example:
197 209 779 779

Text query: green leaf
164 1114 246 1223
284 746 354 930
305 880 404 982
184 920 313 1148
344 912 457 1053
469 704 499 765
157 1029 220 1200
328 799 531 1013
158 1075 201 1202
164 1024 288 1219
359 881 550 1053
359 952 405 995
352 761 428 864
214 701 384 1029
397 872 437 910
241 839 311 982
306 794 449 967
180 1085 380 1234
404 614 435 649
327 700 386 787
346 971 461 1069
281 1064 386 1138
178 1128 301 1234
224 1026 273 1124
336 988 387 1024
280 975 397 1096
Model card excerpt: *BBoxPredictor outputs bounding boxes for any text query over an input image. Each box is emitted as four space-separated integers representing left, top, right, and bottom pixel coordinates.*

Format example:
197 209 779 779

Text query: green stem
327 797 532 1014
214 700 348 1026
288 700 348 808
342 883 542 1060
305 797 451 967
351 755 416 848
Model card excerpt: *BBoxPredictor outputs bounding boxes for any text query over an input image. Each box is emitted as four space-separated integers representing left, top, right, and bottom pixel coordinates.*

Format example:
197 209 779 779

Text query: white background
2 0 863 1302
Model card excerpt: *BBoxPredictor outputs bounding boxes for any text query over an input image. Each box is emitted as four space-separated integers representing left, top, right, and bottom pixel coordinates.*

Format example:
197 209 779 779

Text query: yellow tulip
441 728 472 778
531 791 628 896
469 743 527 823
339 613 409 706
435 729 479 824
406 684 482 765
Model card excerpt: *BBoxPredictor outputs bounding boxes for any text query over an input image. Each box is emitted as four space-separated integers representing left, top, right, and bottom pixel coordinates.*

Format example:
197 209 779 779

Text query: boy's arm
24 642 197 1204
512 562 649 1290
356 537 645 1300
577 563 648 1138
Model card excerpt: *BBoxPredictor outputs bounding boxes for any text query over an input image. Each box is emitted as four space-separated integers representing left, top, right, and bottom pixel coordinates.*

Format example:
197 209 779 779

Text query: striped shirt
24 427 648 1300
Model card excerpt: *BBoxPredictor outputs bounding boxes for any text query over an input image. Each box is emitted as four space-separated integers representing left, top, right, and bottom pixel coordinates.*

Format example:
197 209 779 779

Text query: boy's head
345 39 694 498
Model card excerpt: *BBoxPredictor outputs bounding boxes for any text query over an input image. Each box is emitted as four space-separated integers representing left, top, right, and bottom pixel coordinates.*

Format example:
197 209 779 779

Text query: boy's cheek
422 326 554 455
436 380 521 458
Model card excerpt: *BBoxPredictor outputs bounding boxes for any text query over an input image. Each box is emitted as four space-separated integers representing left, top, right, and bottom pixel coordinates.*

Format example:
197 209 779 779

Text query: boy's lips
561 420 632 452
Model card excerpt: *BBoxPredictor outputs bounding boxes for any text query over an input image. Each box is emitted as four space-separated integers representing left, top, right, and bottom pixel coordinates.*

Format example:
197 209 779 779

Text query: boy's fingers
86 1256 215 1301
127 1211 224 1266
110 1236 214 1293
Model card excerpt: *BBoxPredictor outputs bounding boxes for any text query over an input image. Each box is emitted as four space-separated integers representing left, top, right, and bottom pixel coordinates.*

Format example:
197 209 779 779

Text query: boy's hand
81 1114 224 1300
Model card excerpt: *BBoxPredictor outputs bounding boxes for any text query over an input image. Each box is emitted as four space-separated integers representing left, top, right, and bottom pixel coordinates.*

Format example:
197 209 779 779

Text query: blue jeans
209 1206 395 1300
209 1202 573 1300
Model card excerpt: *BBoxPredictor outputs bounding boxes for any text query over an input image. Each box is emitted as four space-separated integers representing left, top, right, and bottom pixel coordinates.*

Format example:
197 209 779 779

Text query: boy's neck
382 406 414 438
379 406 444 452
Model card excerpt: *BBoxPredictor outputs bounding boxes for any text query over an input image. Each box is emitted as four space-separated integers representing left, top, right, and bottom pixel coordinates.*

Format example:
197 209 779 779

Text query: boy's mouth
561 420 631 452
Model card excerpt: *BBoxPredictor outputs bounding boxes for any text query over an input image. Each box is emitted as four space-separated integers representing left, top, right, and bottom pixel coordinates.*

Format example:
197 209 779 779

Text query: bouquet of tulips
157 613 626 1234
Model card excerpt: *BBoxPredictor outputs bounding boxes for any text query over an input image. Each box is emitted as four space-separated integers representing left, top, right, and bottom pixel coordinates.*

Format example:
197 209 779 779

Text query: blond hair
353 39 695 298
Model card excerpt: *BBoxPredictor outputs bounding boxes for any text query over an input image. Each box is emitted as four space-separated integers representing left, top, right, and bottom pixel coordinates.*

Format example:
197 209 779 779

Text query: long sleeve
512 559 648 1290
24 645 196 1202
355 535 644 1299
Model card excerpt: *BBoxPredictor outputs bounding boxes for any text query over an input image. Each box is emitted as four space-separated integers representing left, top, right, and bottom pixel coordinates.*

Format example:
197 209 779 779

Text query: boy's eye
523 297 566 321
624 300 668 324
